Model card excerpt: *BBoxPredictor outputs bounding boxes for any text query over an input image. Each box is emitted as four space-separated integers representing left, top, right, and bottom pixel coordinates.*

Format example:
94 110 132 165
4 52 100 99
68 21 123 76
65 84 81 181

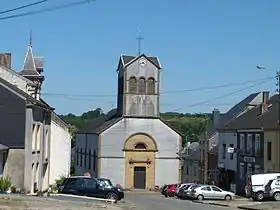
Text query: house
200 92 268 188
0 41 71 187
75 54 182 189
254 94 280 173
0 76 53 193
222 92 270 195
181 142 200 183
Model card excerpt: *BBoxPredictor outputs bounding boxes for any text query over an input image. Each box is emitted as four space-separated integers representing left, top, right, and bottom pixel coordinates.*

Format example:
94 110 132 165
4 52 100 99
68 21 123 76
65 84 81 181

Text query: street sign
228 147 235 153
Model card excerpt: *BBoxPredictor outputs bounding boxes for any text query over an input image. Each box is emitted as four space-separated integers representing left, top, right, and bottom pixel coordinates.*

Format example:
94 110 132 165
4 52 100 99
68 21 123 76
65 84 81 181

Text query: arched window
135 143 146 150
138 77 146 94
129 77 137 93
147 78 155 94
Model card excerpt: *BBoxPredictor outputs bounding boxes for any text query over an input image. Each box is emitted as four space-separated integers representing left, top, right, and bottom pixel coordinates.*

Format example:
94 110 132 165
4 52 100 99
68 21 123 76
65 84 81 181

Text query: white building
75 54 182 189
0 41 71 190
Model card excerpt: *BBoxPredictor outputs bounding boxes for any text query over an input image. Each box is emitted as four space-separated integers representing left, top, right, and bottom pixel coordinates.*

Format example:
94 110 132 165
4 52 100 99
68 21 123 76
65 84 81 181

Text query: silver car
189 185 235 201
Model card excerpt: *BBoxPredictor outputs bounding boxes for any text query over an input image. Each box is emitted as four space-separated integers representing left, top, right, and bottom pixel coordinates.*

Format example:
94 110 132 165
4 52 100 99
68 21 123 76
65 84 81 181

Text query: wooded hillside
60 108 210 146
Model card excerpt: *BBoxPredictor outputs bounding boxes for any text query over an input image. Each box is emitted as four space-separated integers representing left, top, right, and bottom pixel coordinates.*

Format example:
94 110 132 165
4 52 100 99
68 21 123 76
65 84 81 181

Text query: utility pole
276 70 280 171
204 128 208 184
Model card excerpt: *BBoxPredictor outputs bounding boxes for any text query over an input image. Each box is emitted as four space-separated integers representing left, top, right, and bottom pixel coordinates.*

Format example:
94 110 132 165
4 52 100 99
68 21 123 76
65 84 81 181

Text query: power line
0 0 96 21
162 76 275 94
41 76 275 98
42 94 235 107
171 77 274 112
0 0 49 15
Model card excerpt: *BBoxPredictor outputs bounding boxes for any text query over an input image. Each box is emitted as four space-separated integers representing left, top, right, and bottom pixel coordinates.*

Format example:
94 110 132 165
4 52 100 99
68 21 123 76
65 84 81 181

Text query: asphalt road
124 192 232 210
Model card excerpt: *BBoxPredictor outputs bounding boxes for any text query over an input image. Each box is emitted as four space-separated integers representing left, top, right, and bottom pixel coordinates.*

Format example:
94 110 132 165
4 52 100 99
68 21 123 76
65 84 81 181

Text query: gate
133 166 146 189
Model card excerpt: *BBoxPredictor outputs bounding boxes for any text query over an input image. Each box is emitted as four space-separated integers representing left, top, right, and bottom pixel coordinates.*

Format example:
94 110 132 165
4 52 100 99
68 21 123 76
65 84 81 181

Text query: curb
49 194 115 203
192 200 230 207
237 206 261 210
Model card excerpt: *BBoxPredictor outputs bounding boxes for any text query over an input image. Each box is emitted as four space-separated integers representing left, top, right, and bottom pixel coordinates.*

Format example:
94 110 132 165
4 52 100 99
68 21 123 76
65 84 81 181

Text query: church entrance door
133 166 146 189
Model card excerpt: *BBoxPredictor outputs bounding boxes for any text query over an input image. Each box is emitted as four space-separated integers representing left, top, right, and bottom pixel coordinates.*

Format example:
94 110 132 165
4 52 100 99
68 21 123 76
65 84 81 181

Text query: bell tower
116 54 161 117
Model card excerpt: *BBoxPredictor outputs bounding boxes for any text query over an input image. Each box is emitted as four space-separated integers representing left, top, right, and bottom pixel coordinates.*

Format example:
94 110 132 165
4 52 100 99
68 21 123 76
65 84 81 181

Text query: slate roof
19 44 42 76
223 94 279 130
207 92 260 136
121 54 161 69
0 77 53 110
77 109 122 134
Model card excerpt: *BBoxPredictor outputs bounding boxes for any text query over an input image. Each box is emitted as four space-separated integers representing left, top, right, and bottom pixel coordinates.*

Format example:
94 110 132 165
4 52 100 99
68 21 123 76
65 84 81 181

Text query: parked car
189 185 235 201
263 178 280 201
245 173 280 201
57 176 124 203
161 184 179 197
177 184 202 199
176 183 191 196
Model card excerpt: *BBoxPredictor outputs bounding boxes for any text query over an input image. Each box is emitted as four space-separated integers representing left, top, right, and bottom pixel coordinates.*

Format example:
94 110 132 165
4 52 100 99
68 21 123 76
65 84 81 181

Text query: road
124 192 232 210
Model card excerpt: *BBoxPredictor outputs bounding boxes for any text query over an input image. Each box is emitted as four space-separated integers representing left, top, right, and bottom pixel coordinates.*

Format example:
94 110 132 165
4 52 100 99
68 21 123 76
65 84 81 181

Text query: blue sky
1 0 279 115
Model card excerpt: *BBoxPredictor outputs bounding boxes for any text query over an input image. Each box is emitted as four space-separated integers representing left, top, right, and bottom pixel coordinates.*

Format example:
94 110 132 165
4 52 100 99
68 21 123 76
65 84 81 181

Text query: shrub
0 177 12 192
50 176 66 193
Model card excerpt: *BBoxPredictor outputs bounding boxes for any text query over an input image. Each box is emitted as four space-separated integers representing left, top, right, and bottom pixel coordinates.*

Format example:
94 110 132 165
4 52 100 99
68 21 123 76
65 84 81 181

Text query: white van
246 173 280 201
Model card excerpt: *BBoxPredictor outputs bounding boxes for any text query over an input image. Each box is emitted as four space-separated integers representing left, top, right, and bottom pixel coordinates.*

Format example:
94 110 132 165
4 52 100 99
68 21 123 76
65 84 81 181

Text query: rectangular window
186 166 189 175
239 163 244 180
255 134 261 156
76 147 79 166
84 148 87 168
229 144 234 160
93 150 96 171
247 134 253 155
240 134 245 152
222 144 226 159
88 149 91 170
80 148 83 167
267 142 272 161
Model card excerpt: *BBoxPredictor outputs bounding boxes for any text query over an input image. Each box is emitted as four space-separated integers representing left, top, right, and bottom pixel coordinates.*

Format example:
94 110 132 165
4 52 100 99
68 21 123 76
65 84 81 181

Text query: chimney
0 53 11 69
260 91 269 114
212 108 220 127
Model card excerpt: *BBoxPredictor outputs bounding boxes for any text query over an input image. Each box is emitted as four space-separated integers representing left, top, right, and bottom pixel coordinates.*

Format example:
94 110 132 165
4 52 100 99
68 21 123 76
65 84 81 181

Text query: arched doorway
123 133 157 189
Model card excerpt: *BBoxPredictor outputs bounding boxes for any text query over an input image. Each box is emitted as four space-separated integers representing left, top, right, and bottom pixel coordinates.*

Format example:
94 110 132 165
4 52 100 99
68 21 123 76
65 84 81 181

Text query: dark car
97 178 124 190
58 176 124 203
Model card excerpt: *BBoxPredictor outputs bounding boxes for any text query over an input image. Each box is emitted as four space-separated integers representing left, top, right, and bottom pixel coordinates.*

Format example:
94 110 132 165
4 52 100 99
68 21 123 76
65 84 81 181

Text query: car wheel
106 192 118 203
256 192 264 201
169 192 175 197
197 194 204 201
225 195 232 201
273 192 280 201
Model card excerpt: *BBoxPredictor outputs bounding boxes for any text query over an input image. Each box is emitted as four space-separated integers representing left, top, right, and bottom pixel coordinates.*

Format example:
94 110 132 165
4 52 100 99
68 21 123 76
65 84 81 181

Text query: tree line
60 108 210 147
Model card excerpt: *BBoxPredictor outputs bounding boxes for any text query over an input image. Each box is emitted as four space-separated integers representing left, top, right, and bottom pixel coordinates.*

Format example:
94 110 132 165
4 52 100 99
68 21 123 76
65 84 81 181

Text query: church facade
75 54 182 189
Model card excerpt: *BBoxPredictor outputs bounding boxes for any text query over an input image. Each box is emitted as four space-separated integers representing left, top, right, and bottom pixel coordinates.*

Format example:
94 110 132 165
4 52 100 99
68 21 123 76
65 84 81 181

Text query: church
75 54 182 189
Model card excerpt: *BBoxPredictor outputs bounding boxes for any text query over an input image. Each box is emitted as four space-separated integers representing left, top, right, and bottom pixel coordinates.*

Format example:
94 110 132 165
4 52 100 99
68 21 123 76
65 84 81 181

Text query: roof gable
0 77 52 110
121 54 161 69
207 92 261 135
